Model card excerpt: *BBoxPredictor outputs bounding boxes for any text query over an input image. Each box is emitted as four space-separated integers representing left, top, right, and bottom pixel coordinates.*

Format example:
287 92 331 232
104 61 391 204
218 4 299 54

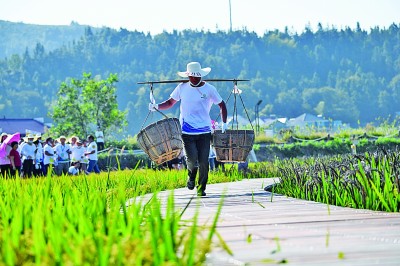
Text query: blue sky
1 0 399 35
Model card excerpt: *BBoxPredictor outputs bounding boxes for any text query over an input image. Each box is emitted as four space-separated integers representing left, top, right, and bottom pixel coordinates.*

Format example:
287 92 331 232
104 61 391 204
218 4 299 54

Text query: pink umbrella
0 132 20 157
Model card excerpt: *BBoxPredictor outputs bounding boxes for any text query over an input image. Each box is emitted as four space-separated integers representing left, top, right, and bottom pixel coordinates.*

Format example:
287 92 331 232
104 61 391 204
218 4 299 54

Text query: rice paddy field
266 149 400 212
0 167 240 265
0 149 399 265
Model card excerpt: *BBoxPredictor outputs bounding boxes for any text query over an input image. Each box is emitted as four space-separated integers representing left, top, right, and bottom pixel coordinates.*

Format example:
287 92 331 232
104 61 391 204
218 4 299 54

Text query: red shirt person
9 141 22 177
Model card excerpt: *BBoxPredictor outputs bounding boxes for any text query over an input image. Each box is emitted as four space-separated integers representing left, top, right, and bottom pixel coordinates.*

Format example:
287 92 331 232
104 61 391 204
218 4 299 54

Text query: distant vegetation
0 20 96 58
0 21 399 137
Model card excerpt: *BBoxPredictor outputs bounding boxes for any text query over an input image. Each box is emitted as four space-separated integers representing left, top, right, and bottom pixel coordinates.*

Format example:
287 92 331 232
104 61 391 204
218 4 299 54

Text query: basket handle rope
215 81 254 131
141 83 169 130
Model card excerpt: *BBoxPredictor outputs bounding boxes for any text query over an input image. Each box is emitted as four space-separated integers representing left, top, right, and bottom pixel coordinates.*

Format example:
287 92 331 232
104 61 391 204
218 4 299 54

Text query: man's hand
149 103 159 111
221 122 228 133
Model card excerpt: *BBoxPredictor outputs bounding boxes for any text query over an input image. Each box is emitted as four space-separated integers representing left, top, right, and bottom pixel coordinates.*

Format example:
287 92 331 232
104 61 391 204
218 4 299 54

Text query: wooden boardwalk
134 178 400 265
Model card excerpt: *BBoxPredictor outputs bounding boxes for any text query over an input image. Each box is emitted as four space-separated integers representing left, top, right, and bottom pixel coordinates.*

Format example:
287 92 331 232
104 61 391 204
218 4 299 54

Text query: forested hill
0 20 99 59
0 21 399 136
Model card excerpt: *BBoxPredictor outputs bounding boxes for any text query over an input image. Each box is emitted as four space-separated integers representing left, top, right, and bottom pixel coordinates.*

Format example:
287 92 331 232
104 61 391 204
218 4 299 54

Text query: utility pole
229 0 232 32
255 100 262 134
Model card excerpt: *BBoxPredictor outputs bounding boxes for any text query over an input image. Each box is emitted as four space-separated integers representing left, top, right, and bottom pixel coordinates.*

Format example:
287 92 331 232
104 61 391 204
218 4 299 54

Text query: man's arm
158 98 177 110
218 100 227 123
85 147 95 155
10 155 16 169
44 148 54 156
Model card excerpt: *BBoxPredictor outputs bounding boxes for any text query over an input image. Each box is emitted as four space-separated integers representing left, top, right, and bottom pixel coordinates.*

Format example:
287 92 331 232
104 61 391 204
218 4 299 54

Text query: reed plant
272 150 400 212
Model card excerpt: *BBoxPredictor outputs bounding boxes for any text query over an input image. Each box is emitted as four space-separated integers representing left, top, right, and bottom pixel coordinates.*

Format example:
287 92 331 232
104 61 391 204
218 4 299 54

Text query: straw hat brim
177 67 211 78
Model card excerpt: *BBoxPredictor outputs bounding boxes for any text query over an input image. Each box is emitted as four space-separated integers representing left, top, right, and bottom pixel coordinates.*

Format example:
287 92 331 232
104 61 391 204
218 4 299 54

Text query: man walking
85 135 100 174
149 62 227 196
54 136 71 176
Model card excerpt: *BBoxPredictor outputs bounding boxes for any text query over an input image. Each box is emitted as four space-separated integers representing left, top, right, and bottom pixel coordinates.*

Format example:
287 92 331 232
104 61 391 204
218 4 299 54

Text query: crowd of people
0 133 101 178
1 61 246 199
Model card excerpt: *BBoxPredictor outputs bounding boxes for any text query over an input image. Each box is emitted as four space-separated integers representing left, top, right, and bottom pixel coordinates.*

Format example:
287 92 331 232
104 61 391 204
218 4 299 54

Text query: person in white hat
85 135 100 174
54 135 71 176
71 139 85 165
33 134 44 176
20 134 37 178
69 136 79 147
95 127 105 151
43 137 55 176
149 62 228 197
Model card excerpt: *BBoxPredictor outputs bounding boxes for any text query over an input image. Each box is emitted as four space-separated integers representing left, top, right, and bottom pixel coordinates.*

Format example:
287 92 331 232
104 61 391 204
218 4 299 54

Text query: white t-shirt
21 143 37 160
81 146 89 164
43 144 55 165
71 145 85 163
18 142 25 154
86 141 98 160
95 130 104 143
35 143 43 162
68 166 79 175
170 82 223 134
55 143 71 163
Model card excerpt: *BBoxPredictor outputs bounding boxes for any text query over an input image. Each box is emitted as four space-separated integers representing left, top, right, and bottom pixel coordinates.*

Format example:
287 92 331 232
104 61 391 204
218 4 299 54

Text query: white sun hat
177 62 211 78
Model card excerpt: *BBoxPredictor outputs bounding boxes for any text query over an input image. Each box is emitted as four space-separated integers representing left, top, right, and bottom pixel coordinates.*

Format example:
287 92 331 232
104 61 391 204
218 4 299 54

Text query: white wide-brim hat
23 133 36 142
58 135 67 142
177 62 211 78
69 136 79 143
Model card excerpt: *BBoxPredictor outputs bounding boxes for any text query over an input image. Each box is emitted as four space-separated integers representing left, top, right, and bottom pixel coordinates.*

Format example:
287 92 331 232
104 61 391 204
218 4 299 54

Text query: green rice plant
272 150 400 212
0 170 230 265
248 161 282 178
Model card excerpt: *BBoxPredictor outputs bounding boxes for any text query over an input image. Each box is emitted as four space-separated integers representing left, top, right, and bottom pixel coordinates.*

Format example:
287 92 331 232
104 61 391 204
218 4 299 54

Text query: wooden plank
129 178 400 265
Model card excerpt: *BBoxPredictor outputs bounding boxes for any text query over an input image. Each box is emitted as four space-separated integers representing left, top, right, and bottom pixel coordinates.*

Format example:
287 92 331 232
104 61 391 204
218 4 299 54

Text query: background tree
1 21 400 134
49 73 127 138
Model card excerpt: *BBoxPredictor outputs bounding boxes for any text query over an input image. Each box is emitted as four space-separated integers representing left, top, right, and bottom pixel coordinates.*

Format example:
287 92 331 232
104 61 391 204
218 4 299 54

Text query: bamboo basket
212 129 254 162
137 118 183 165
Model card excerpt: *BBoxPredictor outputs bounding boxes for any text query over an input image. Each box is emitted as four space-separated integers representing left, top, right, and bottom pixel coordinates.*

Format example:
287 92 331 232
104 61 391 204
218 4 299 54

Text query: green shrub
98 153 151 170
105 135 140 150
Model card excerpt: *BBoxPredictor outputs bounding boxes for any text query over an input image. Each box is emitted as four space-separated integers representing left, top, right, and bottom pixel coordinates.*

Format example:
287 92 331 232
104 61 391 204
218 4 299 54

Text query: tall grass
0 170 231 265
272 151 400 212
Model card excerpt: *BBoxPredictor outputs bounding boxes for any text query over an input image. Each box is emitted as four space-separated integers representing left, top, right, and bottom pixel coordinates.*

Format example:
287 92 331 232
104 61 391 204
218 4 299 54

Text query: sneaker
197 191 206 197
187 179 195 190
